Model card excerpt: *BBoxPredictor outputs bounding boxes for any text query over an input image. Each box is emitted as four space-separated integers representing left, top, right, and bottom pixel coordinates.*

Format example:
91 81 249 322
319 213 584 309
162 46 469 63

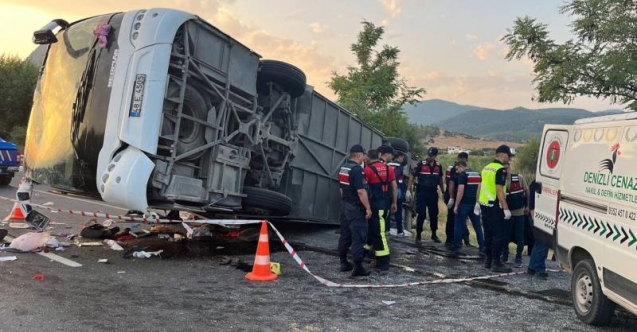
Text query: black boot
339 256 353 272
351 261 371 277
491 262 512 273
375 256 390 272
431 233 441 243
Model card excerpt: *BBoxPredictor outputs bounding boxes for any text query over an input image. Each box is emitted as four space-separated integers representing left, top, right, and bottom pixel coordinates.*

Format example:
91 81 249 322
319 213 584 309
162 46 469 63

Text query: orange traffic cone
4 202 26 221
245 221 278 282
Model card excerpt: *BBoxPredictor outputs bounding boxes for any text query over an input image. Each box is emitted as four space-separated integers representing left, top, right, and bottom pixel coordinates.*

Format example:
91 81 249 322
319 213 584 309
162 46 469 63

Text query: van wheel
257 60 307 98
242 186 292 216
571 259 616 326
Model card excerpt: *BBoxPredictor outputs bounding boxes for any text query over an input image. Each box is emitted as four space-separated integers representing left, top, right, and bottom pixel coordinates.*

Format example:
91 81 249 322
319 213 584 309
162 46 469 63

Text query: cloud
473 42 494 61
8 0 341 98
465 33 478 40
284 9 306 20
380 0 402 18
309 22 326 33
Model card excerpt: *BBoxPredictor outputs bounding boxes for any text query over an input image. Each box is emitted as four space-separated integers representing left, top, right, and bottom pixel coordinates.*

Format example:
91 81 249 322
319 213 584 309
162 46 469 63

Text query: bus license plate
130 74 146 117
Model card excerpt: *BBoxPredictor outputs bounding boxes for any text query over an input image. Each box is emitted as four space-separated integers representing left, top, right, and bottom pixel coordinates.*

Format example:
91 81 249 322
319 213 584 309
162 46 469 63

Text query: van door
533 125 571 247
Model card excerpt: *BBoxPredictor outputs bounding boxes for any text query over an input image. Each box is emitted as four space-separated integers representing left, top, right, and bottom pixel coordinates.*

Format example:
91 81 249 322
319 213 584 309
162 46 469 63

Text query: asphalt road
0 175 635 332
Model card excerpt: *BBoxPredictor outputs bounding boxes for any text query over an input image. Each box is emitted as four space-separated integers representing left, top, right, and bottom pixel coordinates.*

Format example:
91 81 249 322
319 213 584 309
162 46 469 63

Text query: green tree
329 21 426 154
502 0 637 110
513 137 540 181
0 54 38 142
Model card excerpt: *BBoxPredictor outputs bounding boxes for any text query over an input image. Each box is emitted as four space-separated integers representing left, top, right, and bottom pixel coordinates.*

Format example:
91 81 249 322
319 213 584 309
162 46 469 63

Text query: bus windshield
26 14 115 191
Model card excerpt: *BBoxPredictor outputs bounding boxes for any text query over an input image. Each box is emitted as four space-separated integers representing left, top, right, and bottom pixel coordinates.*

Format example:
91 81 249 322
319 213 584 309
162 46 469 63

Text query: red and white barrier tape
0 194 560 288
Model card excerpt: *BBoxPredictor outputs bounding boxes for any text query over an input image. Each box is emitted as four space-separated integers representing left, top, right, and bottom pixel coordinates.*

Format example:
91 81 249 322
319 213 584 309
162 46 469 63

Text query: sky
0 0 623 112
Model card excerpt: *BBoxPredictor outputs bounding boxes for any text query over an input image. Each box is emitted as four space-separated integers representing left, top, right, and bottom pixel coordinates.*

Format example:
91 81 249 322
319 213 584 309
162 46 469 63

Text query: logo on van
546 140 561 170
600 143 621 174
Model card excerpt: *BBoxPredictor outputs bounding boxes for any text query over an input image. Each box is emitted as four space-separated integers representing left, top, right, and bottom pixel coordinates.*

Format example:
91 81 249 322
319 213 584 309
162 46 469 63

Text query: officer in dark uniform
444 152 471 247
387 151 407 235
337 144 372 277
363 146 397 271
407 147 444 244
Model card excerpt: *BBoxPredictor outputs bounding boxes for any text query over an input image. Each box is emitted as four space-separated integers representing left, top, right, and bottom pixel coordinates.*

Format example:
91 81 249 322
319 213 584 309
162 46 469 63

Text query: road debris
382 301 396 306
132 250 163 258
10 232 50 252
32 273 45 280
98 259 109 263
9 223 29 229
76 241 102 247
0 256 17 261
104 239 124 251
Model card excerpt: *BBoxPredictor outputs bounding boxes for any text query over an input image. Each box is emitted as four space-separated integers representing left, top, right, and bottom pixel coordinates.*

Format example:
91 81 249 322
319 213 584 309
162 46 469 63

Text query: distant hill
403 99 493 125
437 107 624 142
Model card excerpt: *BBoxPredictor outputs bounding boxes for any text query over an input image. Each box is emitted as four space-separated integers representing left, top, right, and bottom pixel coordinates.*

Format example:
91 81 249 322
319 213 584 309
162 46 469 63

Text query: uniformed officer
444 152 471 247
478 145 513 273
337 144 372 277
451 160 485 253
387 151 407 236
364 146 397 271
406 147 444 244
501 163 529 268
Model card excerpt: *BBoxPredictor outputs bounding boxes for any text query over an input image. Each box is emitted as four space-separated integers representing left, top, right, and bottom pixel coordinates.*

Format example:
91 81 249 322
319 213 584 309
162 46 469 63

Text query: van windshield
26 14 114 191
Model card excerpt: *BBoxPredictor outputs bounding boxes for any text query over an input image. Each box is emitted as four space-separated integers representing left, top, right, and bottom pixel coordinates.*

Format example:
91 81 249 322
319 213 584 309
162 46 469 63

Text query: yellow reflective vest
479 162 506 207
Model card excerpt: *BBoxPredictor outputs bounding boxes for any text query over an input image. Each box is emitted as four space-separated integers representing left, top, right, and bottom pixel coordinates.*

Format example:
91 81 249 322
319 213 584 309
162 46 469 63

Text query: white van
534 113 637 326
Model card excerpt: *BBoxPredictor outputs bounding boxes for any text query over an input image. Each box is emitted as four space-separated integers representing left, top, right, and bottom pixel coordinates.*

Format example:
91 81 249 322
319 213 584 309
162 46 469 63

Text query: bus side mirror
33 19 70 45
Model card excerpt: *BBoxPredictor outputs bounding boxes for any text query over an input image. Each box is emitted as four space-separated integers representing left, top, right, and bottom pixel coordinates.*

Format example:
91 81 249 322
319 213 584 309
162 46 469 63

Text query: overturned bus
25 8 402 224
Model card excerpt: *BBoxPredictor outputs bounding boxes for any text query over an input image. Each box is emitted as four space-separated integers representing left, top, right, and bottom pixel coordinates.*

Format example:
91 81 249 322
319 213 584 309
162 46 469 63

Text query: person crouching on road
387 151 407 236
451 161 485 254
478 145 514 273
406 147 444 244
337 144 373 277
445 152 471 247
363 146 397 272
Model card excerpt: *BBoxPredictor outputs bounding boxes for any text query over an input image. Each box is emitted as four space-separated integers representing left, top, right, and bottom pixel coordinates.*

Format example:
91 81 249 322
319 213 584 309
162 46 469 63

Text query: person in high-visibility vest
478 145 514 273
363 146 397 272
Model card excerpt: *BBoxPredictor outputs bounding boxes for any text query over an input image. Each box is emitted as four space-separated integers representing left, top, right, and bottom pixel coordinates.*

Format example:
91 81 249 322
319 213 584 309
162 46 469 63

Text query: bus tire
571 259 616 326
257 60 307 98
387 137 410 152
242 186 292 216
165 84 210 159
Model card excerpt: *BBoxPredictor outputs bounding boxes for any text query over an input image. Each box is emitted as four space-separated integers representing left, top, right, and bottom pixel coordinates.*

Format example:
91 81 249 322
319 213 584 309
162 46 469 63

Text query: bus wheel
571 259 616 326
257 60 307 98
164 84 210 160
242 186 292 216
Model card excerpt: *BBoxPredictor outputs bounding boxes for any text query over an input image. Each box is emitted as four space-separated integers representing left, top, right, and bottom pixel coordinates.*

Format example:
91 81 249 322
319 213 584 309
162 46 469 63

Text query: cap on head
350 144 366 154
458 152 469 159
378 145 394 155
495 145 513 157
427 147 439 157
